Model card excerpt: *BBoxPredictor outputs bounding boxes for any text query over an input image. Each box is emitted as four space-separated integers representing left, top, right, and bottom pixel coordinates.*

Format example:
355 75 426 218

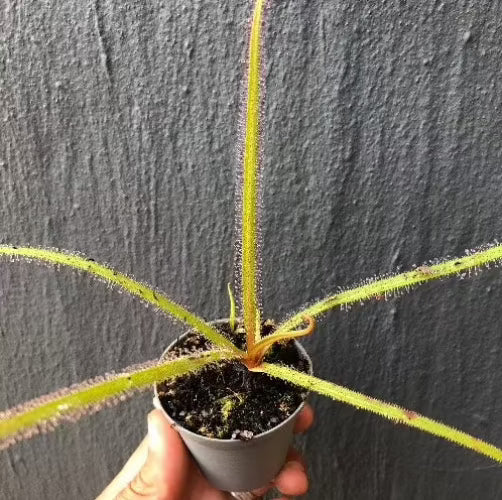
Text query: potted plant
1 0 501 495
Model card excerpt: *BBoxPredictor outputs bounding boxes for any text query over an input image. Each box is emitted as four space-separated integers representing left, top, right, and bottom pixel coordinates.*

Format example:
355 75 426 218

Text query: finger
273 448 308 496
96 438 149 499
117 410 191 500
251 484 273 496
293 403 314 434
149 409 192 499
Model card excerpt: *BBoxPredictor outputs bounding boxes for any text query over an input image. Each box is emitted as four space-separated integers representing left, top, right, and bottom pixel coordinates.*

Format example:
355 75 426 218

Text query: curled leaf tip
244 315 316 369
294 315 316 337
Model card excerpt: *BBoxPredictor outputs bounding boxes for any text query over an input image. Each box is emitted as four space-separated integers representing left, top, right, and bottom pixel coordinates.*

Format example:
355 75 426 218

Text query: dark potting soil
157 321 311 440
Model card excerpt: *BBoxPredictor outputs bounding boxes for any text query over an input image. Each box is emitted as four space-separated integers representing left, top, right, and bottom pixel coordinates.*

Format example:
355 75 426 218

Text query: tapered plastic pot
153 320 313 493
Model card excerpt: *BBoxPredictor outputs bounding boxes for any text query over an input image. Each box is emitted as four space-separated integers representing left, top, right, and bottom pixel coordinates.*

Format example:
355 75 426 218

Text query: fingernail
284 460 305 472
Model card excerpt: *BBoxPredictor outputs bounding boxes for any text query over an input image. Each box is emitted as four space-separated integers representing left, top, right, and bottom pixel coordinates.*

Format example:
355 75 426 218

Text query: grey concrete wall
1 0 502 498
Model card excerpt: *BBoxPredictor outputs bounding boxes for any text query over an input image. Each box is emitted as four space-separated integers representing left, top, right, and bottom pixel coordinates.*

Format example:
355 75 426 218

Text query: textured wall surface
1 0 502 498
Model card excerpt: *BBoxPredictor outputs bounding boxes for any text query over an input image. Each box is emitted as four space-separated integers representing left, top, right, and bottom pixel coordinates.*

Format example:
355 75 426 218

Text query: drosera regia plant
1 0 502 468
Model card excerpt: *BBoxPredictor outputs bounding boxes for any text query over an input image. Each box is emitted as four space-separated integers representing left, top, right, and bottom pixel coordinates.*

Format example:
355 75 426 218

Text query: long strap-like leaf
0 246 241 353
259 363 502 463
242 0 266 349
0 351 234 450
275 244 502 335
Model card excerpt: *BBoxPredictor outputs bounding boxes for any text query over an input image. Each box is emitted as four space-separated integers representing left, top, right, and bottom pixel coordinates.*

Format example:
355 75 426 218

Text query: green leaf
242 0 266 349
0 350 235 450
227 283 237 331
0 246 241 354
259 363 502 463
247 316 315 367
275 243 502 334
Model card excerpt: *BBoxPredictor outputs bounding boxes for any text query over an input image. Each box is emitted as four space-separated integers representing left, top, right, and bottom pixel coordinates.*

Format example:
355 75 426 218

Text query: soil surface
157 320 311 440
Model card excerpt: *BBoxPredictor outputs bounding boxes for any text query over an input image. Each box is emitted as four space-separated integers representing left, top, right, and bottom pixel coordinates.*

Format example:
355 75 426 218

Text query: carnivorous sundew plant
1 0 502 472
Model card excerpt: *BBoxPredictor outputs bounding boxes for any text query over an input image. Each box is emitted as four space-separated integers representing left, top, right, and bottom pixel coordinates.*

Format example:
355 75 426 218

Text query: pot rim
153 318 313 444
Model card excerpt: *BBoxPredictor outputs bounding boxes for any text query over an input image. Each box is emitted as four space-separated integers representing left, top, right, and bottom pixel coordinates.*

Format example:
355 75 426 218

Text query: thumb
117 409 191 500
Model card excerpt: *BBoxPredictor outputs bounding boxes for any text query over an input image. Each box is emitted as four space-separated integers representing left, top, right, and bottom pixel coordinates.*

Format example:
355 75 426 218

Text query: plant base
153 319 313 492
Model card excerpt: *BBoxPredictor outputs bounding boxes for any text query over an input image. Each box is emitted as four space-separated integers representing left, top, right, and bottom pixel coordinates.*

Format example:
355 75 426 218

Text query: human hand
97 405 314 500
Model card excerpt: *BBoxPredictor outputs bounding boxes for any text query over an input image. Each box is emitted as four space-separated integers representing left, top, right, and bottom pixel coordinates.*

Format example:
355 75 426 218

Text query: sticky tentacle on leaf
258 363 502 464
0 246 242 354
0 350 235 450
274 243 502 335
241 0 266 349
